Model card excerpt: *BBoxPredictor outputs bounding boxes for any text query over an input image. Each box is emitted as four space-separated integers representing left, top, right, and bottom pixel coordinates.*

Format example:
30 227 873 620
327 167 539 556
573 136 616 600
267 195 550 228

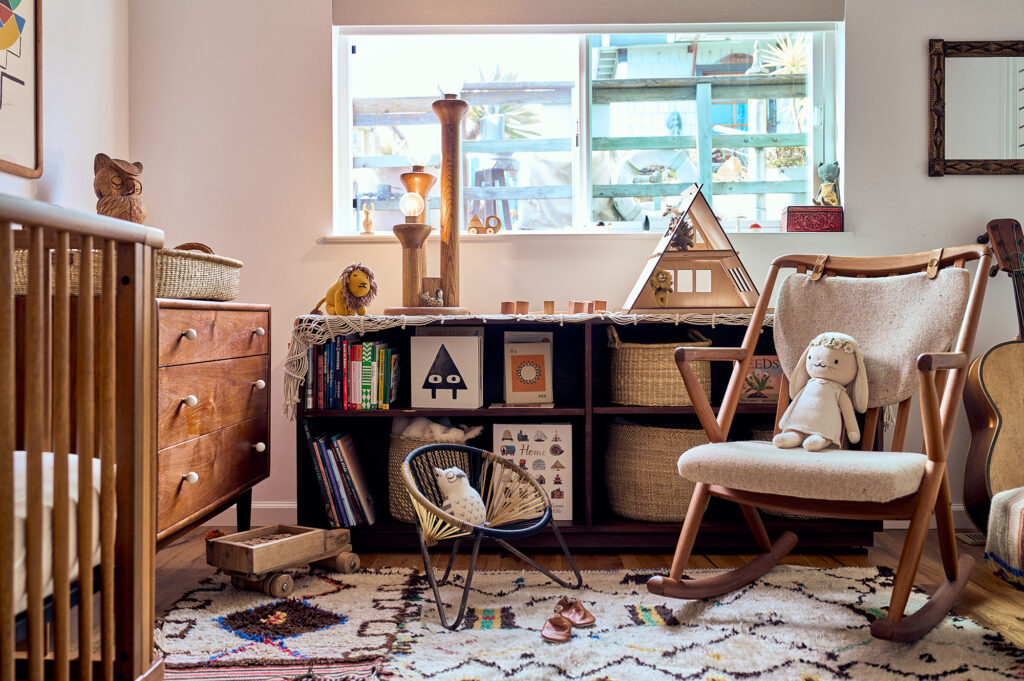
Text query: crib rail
0 194 163 681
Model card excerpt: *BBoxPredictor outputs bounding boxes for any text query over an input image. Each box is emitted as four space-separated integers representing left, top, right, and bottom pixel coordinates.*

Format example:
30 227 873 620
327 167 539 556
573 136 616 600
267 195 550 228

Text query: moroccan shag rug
157 565 1024 680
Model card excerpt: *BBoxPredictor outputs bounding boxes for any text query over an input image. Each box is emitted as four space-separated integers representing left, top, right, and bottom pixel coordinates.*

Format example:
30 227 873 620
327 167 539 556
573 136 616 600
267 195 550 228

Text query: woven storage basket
607 326 712 406
388 434 446 523
13 249 104 296
606 423 708 522
154 242 242 301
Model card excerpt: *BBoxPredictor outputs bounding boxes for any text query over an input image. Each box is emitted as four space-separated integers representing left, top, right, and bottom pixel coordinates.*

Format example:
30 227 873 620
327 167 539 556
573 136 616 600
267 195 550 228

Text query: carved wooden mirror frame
929 39 1024 176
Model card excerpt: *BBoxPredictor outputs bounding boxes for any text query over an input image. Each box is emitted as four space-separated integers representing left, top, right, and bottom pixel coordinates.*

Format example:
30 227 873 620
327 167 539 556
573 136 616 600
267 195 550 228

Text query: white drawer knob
252 442 266 453
253 326 266 337
253 379 267 390
182 471 199 484
182 394 198 408
181 328 197 340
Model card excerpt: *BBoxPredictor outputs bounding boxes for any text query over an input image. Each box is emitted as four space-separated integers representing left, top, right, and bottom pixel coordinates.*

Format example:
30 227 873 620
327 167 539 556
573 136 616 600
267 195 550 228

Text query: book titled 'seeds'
504 342 553 404
410 335 484 409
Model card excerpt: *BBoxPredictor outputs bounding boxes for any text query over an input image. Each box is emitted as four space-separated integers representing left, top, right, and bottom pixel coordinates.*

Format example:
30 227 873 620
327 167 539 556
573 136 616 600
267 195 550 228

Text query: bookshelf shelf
294 317 881 551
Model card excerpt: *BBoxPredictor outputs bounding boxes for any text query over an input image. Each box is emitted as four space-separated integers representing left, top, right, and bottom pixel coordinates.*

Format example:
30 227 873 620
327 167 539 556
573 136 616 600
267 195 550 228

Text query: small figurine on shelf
813 161 841 206
648 267 673 308
94 153 146 224
421 288 444 307
310 262 378 315
360 203 375 235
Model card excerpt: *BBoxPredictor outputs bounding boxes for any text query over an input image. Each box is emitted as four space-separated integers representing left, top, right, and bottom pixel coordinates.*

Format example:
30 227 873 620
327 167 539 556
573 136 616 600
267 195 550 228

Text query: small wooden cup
543 300 555 315
500 301 515 314
585 301 595 313
594 300 607 312
515 301 530 315
568 301 585 314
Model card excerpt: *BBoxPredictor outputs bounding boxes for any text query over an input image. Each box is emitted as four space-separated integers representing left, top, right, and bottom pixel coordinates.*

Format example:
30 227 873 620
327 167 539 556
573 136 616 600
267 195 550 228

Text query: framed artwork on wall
0 0 41 178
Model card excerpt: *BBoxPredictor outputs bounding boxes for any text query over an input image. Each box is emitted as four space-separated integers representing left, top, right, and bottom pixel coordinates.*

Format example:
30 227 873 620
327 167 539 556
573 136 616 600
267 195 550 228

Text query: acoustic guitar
963 218 1024 531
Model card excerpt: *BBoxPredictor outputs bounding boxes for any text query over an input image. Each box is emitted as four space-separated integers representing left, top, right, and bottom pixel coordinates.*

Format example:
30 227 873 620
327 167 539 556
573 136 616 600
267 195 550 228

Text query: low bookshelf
292 314 880 552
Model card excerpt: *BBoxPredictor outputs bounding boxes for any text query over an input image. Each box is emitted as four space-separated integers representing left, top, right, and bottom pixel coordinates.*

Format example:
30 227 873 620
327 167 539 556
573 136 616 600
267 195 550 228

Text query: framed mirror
928 39 1024 176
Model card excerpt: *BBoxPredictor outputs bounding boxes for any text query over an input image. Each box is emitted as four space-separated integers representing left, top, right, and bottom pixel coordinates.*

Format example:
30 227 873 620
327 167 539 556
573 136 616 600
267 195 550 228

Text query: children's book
410 336 484 408
503 341 553 404
493 423 572 521
739 355 783 403
332 431 377 525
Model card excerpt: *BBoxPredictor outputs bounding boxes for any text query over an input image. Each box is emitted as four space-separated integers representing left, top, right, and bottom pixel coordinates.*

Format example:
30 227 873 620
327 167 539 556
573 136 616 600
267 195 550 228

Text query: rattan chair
403 443 583 630
648 245 991 643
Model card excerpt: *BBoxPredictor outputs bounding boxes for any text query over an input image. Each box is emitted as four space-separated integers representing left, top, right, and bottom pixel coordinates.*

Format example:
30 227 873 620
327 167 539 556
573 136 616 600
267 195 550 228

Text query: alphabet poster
410 335 483 408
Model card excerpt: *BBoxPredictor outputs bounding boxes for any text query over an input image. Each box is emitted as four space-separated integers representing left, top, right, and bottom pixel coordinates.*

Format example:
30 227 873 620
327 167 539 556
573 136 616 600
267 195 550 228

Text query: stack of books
304 338 400 410
302 423 376 528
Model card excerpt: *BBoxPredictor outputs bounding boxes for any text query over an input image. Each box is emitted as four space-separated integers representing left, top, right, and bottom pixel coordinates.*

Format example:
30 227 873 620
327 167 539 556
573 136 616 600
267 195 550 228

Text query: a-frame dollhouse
621 184 759 313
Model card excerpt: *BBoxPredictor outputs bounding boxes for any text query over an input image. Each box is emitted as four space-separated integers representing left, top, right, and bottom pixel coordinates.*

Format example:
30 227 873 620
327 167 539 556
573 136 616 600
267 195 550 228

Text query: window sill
320 227 853 244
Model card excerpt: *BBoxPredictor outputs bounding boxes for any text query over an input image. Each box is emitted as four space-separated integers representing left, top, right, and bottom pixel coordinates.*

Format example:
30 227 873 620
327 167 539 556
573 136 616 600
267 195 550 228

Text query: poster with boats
493 423 571 521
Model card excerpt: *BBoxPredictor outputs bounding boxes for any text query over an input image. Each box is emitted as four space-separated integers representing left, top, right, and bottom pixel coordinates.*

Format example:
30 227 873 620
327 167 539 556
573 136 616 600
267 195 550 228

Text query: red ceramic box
783 206 844 232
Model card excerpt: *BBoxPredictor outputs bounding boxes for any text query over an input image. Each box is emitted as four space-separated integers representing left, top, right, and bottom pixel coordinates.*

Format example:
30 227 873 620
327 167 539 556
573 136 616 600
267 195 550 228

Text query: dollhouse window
334 24 840 235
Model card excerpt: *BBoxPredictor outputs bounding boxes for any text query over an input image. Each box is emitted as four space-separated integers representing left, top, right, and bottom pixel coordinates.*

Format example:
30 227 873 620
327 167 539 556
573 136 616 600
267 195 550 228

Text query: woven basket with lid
154 242 242 301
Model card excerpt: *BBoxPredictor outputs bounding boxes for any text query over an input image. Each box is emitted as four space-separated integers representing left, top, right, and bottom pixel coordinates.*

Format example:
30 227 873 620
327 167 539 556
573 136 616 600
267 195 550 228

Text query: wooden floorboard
156 526 1024 648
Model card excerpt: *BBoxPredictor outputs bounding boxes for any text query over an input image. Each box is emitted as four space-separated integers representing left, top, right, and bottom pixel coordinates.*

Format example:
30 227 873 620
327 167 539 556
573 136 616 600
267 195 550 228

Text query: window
335 26 839 235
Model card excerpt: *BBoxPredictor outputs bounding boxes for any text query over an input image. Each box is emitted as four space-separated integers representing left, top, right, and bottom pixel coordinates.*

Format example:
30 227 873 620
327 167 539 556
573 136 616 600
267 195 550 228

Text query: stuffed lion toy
312 263 378 315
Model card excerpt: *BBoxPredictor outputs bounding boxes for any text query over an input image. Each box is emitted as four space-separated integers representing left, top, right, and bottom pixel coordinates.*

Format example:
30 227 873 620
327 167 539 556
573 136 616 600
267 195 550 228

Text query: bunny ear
789 343 812 399
852 349 869 412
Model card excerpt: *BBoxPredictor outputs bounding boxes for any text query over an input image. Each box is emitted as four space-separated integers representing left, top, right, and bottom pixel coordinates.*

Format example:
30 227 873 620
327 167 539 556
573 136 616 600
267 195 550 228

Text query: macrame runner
282 312 771 419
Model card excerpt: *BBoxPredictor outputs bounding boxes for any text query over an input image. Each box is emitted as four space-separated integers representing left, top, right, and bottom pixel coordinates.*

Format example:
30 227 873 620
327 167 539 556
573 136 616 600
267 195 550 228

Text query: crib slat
76 235 95 681
53 231 72 681
0 221 15 681
99 240 117 681
25 226 46 681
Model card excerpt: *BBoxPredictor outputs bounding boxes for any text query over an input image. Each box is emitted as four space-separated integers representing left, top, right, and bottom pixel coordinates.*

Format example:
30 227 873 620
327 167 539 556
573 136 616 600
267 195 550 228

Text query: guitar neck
1013 270 1024 340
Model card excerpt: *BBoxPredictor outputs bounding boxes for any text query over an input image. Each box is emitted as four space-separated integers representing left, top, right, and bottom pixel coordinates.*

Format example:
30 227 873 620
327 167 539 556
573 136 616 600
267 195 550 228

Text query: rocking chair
403 443 583 630
647 245 991 642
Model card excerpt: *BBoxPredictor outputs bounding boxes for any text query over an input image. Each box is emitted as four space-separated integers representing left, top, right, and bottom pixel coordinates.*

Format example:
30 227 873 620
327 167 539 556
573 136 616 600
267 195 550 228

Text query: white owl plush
434 466 488 526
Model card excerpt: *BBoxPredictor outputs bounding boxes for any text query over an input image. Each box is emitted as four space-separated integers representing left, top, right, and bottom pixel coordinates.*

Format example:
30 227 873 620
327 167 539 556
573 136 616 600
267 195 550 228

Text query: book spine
361 343 374 410
316 344 325 409
390 352 400 405
380 348 391 409
335 432 376 525
330 434 365 524
320 435 353 526
335 340 343 409
305 346 314 410
325 338 334 410
350 343 361 410
302 420 338 528
341 339 349 410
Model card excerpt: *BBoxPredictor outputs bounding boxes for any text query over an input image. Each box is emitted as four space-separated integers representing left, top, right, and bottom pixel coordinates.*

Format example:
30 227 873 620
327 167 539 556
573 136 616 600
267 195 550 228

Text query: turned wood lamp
384 93 470 315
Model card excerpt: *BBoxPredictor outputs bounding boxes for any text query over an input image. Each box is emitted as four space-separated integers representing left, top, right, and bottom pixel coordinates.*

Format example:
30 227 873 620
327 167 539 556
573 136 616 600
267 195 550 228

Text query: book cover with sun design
504 342 552 404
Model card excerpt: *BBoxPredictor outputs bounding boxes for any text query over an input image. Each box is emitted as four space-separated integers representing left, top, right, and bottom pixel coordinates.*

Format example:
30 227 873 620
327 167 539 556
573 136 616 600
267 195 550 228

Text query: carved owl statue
94 153 146 224
434 466 487 526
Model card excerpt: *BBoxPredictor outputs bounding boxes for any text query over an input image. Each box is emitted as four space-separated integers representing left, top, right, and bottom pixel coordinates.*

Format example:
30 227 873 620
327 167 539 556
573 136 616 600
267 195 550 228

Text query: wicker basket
154 242 242 301
13 241 242 301
388 434 446 523
605 423 708 522
607 326 712 406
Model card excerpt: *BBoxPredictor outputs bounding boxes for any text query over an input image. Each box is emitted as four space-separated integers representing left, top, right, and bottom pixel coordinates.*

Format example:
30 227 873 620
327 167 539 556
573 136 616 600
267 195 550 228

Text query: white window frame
333 22 842 236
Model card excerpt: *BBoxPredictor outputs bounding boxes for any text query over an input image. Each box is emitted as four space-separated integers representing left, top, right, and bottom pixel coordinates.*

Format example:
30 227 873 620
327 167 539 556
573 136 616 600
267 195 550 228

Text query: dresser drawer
157 417 270 537
158 354 269 447
159 308 269 366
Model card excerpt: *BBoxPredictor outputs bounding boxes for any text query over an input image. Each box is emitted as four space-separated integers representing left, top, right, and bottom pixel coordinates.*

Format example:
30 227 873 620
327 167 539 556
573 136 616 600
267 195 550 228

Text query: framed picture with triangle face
410 336 483 408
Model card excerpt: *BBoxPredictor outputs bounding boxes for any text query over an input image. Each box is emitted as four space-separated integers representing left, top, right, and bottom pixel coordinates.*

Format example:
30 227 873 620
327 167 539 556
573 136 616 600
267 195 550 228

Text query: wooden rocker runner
403 444 583 630
648 244 991 642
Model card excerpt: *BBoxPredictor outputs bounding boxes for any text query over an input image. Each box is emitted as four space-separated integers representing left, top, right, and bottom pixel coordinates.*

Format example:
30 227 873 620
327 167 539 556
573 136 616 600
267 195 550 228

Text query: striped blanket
986 486 1024 590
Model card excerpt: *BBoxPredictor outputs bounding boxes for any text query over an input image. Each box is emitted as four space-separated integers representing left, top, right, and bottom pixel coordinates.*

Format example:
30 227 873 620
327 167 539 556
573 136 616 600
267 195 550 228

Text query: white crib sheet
14 450 103 614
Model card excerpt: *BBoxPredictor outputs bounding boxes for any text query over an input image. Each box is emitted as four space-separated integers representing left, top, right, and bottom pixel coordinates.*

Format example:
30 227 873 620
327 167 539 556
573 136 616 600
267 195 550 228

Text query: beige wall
129 0 1024 527
0 0 130 210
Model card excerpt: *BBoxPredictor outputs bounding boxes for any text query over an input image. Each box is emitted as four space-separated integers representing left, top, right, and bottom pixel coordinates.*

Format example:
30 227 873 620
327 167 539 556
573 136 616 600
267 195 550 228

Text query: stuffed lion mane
312 262 378 315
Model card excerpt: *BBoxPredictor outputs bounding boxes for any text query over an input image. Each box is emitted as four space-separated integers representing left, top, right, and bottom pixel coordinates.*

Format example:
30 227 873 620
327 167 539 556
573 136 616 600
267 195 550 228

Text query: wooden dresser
156 299 271 547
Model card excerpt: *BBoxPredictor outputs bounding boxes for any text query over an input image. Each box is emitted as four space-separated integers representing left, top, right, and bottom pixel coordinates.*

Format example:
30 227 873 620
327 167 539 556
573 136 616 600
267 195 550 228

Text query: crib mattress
14 450 103 614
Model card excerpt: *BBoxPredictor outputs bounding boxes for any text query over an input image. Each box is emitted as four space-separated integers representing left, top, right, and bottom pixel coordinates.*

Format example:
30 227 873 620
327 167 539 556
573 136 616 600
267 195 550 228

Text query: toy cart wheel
264 573 294 598
336 552 360 574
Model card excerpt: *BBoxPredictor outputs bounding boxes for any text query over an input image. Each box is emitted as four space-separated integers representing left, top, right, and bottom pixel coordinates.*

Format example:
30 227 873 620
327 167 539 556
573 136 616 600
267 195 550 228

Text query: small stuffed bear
813 161 841 206
434 466 487 526
773 332 867 451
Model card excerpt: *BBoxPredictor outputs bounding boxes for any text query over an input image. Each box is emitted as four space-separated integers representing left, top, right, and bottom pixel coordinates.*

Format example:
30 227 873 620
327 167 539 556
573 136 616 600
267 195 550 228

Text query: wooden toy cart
207 524 360 598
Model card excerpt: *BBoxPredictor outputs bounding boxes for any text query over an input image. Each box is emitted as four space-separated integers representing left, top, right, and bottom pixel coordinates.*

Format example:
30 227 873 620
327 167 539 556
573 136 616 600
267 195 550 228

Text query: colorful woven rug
157 565 1024 680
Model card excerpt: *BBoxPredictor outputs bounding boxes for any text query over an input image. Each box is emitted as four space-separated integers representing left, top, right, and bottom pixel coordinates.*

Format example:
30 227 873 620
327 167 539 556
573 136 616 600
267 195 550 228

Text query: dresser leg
236 489 253 532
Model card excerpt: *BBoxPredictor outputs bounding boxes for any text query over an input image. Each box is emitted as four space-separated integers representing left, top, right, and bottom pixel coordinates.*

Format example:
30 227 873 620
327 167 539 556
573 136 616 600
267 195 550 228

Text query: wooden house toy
621 183 758 313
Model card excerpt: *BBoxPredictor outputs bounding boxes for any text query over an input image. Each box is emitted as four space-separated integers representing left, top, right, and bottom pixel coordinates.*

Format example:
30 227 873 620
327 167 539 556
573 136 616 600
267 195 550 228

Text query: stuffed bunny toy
773 332 867 451
434 466 488 526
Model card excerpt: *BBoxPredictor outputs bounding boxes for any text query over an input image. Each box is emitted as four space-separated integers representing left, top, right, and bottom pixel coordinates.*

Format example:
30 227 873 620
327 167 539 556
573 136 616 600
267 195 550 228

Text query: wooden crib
1 193 163 681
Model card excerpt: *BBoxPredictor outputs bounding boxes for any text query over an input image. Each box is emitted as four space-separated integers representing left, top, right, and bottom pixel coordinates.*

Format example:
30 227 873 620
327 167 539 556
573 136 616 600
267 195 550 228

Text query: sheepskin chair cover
773 268 970 409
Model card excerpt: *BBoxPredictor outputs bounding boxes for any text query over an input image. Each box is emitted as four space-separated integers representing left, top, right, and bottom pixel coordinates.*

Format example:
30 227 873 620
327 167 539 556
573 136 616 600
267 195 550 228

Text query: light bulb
398 191 426 218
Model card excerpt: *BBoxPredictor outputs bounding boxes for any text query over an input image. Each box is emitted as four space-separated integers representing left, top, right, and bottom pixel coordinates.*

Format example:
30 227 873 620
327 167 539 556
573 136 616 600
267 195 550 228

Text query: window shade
332 0 843 29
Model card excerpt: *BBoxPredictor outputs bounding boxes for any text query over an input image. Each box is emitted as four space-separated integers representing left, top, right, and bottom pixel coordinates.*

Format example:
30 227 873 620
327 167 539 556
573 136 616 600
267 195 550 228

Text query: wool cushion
773 268 969 408
677 441 927 503
985 486 1024 589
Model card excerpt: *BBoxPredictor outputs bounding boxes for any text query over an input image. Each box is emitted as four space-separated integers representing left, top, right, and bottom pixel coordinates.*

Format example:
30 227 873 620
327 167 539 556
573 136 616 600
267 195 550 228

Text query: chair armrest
675 347 749 362
917 352 968 372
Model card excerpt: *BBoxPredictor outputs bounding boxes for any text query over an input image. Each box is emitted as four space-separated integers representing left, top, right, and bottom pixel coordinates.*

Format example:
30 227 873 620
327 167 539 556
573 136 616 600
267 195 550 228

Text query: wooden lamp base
382 306 470 315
